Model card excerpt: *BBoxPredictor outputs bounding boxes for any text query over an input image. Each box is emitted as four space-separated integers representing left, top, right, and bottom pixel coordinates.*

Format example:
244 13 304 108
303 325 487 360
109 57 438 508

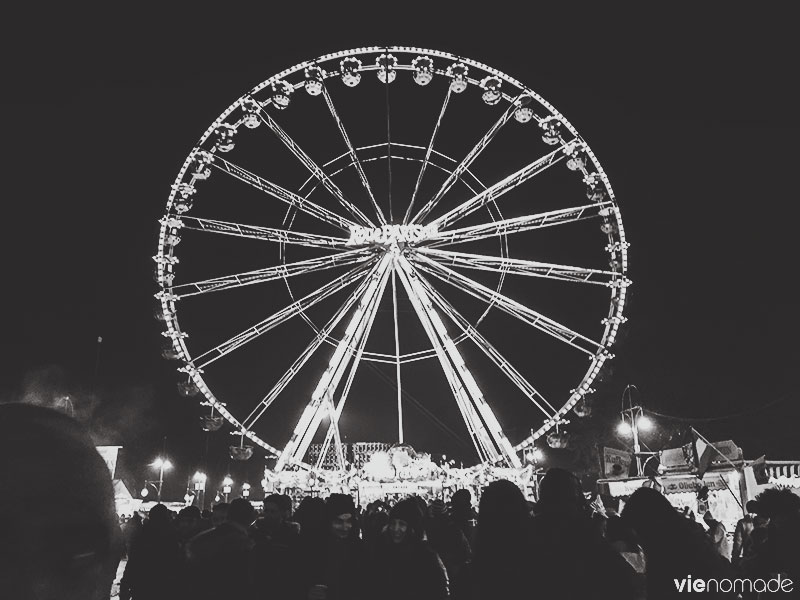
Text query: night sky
2 8 797 499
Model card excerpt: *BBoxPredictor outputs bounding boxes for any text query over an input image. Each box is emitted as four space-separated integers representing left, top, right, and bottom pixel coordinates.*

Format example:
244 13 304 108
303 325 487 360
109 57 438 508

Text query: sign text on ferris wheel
347 224 438 246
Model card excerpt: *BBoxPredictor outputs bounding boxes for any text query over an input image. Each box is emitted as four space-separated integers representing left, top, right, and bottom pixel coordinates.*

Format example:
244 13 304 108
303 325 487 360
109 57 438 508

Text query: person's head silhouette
0 403 122 599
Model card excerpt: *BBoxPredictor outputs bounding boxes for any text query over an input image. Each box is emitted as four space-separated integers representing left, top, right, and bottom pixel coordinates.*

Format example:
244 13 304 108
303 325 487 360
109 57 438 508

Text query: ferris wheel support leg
317 283 376 470
391 268 404 443
275 256 391 471
396 257 520 467
412 270 559 420
394 260 494 463
314 391 347 470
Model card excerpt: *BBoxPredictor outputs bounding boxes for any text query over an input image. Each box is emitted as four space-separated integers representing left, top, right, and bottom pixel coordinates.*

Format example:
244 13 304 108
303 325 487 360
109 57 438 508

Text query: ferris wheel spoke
180 215 347 249
256 108 376 228
316 261 385 469
172 248 375 299
428 142 574 231
411 253 603 356
410 267 559 419
395 256 521 467
192 259 377 370
411 94 524 225
417 248 619 287
275 255 392 471
241 257 387 432
207 152 358 231
321 86 387 226
403 87 452 224
426 201 612 247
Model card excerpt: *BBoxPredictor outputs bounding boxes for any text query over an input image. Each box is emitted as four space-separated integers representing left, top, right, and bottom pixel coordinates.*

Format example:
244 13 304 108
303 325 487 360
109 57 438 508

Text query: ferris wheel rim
155 45 630 469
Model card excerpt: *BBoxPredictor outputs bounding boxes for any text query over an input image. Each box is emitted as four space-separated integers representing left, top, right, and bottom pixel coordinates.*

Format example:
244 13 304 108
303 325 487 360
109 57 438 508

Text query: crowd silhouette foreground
1 405 799 599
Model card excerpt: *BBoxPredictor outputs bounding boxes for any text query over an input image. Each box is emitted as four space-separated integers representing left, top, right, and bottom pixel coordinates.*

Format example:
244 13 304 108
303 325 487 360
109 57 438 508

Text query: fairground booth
597 440 800 537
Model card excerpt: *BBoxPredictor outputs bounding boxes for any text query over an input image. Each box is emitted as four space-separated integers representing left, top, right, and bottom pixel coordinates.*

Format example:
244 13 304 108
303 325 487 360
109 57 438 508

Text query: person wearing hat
366 497 449 600
297 493 366 600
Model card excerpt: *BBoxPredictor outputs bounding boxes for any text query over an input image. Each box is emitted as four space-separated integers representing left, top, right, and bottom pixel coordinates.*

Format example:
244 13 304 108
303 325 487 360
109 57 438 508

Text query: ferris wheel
155 46 630 472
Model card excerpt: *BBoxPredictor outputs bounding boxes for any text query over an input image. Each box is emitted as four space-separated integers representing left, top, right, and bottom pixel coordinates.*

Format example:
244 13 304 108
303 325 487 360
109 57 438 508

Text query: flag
684 428 715 479
750 455 769 485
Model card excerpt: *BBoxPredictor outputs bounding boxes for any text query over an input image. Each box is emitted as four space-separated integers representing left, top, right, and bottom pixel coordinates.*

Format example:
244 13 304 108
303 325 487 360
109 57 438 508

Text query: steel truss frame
156 47 630 472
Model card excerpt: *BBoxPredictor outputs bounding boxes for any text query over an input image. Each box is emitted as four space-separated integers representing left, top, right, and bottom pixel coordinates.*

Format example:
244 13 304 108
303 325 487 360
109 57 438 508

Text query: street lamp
222 475 233 502
193 471 207 511
618 385 657 477
241 482 251 498
148 456 173 502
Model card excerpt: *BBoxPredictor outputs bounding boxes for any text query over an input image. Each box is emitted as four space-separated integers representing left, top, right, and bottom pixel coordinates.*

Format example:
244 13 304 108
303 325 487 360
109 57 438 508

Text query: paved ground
110 558 126 600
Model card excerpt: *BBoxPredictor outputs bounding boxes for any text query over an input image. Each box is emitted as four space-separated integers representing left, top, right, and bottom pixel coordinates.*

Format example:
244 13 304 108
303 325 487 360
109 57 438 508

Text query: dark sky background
2 8 797 499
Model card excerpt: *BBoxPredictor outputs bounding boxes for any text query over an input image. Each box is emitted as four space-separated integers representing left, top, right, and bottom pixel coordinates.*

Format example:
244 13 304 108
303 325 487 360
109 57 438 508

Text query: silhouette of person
0 403 122 600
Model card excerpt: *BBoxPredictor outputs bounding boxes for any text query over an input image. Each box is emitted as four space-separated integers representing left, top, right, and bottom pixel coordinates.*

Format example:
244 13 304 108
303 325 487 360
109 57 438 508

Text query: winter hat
389 498 424 535
228 498 257 527
326 493 356 519
430 498 446 515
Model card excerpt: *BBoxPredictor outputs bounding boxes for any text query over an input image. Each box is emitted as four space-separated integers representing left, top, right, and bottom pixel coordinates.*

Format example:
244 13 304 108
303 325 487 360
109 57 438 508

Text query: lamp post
222 475 233 502
617 385 655 477
193 471 207 511
150 457 173 502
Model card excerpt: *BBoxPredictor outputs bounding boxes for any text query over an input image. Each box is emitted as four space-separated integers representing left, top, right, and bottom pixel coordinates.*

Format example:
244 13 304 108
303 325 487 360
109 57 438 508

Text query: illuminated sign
346 224 437 246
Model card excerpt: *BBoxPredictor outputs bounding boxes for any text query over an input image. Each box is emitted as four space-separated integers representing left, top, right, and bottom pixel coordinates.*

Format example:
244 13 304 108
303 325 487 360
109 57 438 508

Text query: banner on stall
603 447 633 479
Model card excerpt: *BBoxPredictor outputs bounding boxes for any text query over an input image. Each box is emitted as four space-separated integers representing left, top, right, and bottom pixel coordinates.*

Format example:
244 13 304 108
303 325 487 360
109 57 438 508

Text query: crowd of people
2 403 799 599
118 474 800 599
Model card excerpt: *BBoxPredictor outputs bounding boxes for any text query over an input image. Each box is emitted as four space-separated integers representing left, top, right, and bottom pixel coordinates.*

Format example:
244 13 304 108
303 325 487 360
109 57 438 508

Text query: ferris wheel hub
346 223 438 247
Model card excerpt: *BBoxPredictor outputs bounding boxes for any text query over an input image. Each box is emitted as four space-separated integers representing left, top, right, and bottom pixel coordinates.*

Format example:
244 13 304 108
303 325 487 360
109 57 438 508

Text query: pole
391 267 403 443
158 463 165 503
633 406 643 476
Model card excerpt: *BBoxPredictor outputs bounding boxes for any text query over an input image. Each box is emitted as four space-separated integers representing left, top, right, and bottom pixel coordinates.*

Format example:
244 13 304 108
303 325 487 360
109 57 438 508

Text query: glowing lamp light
637 415 654 432
152 457 173 471
241 482 251 498
617 420 632 436
140 487 149 498
525 447 544 463
222 475 233 487
214 493 222 503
